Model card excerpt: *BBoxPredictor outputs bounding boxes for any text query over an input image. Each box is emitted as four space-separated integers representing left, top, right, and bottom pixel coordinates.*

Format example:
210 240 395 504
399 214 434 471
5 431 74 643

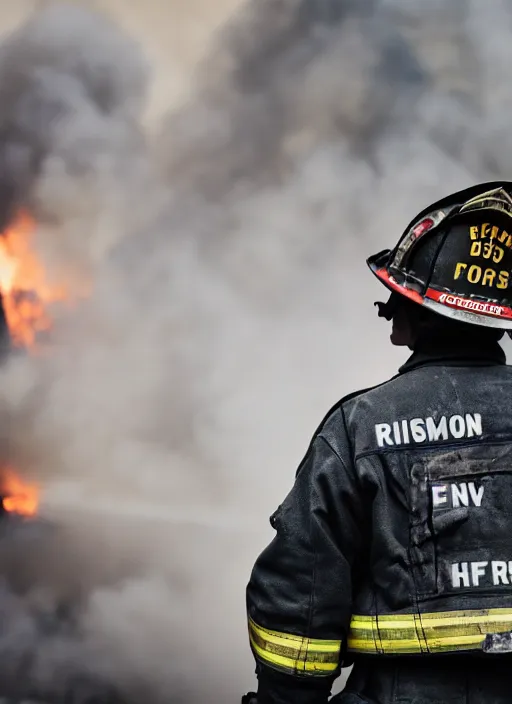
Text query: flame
0 213 67 518
0 212 69 348
1 467 39 517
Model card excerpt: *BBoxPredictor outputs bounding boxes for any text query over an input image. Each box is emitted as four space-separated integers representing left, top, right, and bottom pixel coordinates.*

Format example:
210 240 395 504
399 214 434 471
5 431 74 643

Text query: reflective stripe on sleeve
248 618 341 676
348 608 512 654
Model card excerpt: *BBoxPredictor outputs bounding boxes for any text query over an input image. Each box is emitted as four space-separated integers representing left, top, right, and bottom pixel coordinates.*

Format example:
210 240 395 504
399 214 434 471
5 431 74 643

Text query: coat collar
399 336 506 374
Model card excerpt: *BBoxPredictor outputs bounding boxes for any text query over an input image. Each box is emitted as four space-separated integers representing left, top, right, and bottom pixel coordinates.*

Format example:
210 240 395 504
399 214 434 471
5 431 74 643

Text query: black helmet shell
367 182 512 328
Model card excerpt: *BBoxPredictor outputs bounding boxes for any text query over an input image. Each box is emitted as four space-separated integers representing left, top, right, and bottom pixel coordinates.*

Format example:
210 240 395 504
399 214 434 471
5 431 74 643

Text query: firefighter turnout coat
246 338 512 704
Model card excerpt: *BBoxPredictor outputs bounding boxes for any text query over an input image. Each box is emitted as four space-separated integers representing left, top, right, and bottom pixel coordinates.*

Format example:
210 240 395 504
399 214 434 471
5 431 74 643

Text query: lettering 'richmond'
375 413 482 447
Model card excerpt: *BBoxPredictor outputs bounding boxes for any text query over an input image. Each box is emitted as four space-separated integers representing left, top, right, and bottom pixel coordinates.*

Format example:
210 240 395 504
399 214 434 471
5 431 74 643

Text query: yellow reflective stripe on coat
348 608 512 654
248 619 341 676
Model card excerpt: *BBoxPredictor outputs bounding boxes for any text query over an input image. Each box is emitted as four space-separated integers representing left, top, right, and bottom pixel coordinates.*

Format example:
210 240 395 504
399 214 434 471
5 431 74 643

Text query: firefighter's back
243 183 512 704
341 359 512 703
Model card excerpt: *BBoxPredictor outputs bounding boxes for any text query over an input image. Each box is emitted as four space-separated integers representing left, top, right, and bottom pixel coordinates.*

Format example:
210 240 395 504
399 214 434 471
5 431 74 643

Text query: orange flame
0 213 67 518
0 212 68 348
1 467 39 516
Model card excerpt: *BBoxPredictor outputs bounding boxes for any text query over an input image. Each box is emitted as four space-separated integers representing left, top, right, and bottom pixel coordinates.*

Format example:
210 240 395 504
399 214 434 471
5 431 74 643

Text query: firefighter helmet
367 182 512 329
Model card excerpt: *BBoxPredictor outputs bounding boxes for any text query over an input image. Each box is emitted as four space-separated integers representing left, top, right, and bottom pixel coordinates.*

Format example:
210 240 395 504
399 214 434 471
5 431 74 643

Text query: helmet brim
367 250 512 330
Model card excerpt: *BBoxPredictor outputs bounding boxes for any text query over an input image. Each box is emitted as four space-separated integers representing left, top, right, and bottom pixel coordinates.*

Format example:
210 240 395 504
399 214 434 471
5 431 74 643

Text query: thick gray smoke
0 0 508 702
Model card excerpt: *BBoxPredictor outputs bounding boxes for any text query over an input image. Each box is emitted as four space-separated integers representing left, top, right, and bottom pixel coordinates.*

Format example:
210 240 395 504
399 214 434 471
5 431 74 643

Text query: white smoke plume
0 0 508 702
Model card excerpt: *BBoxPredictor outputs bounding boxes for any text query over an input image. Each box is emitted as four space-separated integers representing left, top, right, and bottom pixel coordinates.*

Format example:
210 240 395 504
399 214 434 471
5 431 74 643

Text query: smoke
0 0 507 701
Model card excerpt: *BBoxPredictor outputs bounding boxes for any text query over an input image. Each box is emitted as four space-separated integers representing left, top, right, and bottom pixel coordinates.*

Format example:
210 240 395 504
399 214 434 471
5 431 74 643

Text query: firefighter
243 182 512 704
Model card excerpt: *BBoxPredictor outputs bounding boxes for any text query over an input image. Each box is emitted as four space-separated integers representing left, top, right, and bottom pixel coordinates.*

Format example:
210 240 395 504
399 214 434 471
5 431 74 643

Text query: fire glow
0 211 64 516
0 211 68 348
1 467 38 517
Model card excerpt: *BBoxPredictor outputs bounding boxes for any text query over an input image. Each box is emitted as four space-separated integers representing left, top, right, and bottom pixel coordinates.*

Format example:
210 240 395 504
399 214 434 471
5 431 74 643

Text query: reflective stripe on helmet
348 607 512 654
248 618 341 676
372 265 512 327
